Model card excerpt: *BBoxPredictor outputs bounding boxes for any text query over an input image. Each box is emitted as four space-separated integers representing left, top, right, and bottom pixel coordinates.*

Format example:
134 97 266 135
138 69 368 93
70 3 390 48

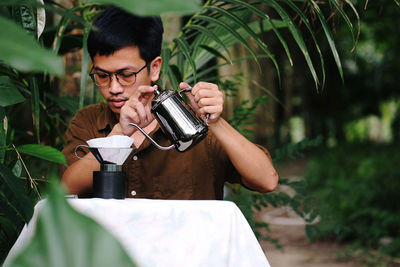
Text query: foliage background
1 0 399 264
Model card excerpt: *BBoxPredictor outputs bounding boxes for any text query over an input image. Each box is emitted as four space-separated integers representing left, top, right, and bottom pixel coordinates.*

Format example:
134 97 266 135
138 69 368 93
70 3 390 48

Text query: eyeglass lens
90 64 147 87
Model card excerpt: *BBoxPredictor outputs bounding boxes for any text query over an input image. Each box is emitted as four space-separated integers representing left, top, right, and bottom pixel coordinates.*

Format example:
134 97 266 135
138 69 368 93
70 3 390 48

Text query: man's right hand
116 85 157 136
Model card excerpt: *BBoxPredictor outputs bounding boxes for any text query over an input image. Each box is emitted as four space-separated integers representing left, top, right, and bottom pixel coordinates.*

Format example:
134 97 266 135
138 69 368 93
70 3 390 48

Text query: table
5 198 270 267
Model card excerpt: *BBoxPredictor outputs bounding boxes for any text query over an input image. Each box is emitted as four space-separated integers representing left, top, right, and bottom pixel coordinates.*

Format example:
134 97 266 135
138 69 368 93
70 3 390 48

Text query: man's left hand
179 82 223 124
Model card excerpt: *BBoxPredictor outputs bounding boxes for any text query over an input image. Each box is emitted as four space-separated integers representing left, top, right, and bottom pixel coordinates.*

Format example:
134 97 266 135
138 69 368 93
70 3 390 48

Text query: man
61 6 278 199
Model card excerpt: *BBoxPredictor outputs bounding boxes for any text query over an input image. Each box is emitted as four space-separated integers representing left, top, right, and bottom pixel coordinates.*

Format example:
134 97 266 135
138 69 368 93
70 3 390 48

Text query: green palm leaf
174 37 198 83
199 45 230 63
307 0 343 81
194 14 261 70
205 5 280 77
183 24 233 63
266 0 320 87
283 0 326 89
168 0 359 91
218 0 293 65
330 0 356 45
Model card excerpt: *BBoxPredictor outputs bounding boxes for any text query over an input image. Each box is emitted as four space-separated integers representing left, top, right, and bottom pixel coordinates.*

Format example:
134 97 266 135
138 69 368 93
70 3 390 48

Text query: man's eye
97 73 109 79
119 72 134 78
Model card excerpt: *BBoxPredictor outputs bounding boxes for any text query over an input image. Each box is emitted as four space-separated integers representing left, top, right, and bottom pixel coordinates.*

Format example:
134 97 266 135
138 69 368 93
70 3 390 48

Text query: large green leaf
0 213 21 264
0 77 25 107
0 163 34 224
85 0 201 16
0 16 64 76
16 144 67 166
6 182 136 267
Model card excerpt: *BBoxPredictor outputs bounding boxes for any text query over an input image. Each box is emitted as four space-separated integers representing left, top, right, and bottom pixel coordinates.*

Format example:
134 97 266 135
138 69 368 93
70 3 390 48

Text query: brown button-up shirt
62 102 268 200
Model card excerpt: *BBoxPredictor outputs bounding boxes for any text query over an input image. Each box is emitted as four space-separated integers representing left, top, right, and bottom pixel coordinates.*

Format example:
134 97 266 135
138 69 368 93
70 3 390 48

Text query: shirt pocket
153 174 193 199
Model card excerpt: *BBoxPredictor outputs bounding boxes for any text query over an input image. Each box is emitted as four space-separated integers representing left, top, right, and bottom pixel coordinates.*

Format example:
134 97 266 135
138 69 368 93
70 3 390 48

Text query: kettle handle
129 123 175 151
179 87 210 125
74 144 97 160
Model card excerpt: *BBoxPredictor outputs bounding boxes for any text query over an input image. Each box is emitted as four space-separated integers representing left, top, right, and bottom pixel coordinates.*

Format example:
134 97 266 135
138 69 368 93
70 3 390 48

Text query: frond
163 0 359 90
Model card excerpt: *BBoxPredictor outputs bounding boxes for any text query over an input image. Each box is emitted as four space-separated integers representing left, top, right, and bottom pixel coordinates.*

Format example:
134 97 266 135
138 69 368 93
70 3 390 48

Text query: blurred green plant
224 94 323 246
4 180 136 267
0 162 34 262
228 95 268 139
225 176 319 247
274 136 323 161
304 143 400 258
0 0 201 264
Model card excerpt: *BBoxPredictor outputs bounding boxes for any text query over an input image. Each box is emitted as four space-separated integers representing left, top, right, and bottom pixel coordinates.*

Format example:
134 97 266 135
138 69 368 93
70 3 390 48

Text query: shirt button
131 190 136 196
132 155 138 161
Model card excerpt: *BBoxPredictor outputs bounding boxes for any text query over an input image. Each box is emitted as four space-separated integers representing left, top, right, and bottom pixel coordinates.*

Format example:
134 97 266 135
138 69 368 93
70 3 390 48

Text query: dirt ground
257 157 362 267
259 223 361 267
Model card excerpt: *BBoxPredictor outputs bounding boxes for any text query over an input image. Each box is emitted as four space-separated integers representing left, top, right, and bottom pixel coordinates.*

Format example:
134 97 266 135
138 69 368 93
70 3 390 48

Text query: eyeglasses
89 64 147 87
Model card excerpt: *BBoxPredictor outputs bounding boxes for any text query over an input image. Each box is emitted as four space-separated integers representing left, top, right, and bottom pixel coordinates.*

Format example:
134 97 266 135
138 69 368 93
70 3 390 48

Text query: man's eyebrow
93 66 111 73
93 66 140 73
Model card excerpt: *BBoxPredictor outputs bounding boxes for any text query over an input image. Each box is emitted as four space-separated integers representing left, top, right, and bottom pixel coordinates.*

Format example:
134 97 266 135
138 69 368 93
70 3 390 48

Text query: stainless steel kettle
129 88 208 152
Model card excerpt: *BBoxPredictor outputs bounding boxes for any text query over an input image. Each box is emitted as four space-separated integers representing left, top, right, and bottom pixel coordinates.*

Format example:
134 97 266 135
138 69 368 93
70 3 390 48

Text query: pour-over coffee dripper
75 135 134 199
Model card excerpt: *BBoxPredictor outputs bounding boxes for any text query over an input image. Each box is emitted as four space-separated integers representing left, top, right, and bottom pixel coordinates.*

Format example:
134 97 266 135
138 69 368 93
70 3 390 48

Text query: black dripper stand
75 144 133 199
90 147 132 199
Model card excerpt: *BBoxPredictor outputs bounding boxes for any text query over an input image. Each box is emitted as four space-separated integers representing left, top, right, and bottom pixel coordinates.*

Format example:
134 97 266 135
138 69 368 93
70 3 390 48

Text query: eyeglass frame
89 63 148 87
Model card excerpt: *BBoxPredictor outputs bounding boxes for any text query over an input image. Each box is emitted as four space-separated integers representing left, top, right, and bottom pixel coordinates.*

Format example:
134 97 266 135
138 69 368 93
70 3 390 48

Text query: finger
192 83 222 102
193 89 223 103
179 82 191 91
185 92 200 116
136 85 157 105
197 97 223 108
122 98 148 124
134 102 148 124
191 81 216 95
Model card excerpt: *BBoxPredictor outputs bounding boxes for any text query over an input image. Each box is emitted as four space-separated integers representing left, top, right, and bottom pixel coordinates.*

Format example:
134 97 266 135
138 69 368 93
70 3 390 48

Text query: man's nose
108 74 123 94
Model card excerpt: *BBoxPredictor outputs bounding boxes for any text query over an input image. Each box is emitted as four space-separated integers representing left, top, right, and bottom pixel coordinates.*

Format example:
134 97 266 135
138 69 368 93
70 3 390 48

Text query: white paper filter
87 135 134 165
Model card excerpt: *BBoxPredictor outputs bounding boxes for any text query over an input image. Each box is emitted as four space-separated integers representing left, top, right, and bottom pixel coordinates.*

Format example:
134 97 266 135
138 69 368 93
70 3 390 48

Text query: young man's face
92 46 161 114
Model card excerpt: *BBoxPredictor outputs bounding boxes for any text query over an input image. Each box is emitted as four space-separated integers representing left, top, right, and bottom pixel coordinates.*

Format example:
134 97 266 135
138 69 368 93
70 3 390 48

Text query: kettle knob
154 87 161 96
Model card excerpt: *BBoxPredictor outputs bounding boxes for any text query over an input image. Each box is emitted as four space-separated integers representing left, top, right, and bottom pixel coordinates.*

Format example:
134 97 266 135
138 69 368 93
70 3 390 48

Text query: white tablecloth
5 198 270 267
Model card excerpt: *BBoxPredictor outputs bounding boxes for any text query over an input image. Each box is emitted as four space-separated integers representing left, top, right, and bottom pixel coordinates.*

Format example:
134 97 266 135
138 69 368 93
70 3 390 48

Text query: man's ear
150 56 162 82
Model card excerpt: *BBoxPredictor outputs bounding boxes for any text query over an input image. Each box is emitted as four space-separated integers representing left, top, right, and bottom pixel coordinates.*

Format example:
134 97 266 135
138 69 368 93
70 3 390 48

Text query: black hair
87 6 164 63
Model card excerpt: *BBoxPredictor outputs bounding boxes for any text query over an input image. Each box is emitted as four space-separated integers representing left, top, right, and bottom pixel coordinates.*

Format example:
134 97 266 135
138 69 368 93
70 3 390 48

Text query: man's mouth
109 98 126 108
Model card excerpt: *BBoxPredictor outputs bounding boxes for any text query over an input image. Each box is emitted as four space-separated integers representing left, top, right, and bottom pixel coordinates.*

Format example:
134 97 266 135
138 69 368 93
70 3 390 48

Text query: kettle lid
151 88 176 110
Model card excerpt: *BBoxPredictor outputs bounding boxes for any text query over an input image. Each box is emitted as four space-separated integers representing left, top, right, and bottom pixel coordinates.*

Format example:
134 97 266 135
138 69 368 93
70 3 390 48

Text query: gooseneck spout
129 123 175 151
